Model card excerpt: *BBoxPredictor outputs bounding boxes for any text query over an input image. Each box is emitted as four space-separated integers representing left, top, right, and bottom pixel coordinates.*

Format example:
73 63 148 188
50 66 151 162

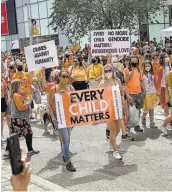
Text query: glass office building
1 0 69 51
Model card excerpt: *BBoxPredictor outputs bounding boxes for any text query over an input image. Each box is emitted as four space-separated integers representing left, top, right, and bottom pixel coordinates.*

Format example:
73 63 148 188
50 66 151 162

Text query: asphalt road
2 104 172 191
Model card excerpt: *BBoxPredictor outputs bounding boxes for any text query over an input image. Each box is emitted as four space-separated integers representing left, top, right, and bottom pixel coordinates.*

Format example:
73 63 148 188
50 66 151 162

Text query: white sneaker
113 151 122 160
161 126 168 135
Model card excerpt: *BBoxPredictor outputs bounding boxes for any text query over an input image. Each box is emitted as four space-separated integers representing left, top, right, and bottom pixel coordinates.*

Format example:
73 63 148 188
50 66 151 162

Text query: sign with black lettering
91 29 130 56
24 40 58 72
55 86 122 128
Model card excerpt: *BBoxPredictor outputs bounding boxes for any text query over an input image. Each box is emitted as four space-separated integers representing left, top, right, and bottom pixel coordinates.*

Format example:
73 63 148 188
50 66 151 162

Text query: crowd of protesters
1 39 172 174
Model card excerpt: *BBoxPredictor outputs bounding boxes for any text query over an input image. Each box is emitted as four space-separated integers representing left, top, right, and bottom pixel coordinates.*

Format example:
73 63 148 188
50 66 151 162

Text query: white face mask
105 72 113 79
165 57 169 63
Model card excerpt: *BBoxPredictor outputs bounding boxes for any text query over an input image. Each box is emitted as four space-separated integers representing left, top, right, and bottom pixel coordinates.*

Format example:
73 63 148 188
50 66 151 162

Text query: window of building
15 0 23 8
18 23 26 38
30 0 38 3
40 18 49 35
31 4 39 19
47 0 54 17
16 7 24 23
38 1 48 19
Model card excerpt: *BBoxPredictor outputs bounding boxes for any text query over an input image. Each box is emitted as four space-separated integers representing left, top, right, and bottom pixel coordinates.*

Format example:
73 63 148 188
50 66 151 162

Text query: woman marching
99 64 123 160
158 53 172 117
141 60 159 128
48 70 76 172
3 79 40 157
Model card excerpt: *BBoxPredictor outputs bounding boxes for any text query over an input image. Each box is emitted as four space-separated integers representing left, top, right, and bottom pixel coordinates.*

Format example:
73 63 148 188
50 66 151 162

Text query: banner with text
55 86 122 128
24 40 58 72
91 29 130 56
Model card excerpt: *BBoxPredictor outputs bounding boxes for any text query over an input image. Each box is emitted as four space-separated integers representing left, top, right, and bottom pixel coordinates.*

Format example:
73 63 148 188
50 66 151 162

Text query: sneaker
27 149 40 156
161 126 168 135
113 151 122 160
122 134 134 141
3 151 9 158
134 125 143 132
66 162 76 172
150 122 157 129
141 117 146 126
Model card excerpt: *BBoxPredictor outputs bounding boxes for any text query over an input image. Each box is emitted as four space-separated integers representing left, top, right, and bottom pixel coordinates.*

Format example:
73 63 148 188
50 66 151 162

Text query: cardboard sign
24 40 58 72
91 29 130 56
55 86 122 128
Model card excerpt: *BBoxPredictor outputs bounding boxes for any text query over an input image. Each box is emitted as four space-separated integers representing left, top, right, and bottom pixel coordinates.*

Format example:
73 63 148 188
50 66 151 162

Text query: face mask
74 61 78 65
92 59 97 64
105 72 113 79
145 66 151 72
66 55 69 59
131 63 137 67
165 58 169 63
113 63 119 69
9 66 14 70
17 65 23 71
55 76 60 84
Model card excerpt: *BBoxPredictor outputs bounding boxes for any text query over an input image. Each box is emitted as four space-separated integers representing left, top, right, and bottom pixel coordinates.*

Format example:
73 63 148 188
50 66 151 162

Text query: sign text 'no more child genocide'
55 86 123 128
24 40 58 72
91 29 130 56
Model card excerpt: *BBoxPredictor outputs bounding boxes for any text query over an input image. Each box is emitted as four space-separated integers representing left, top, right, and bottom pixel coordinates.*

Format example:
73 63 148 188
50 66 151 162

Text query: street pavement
1 96 172 191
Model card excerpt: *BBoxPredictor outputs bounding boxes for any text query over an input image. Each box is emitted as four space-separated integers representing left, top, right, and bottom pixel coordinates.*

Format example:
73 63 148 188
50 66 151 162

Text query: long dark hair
159 53 165 67
143 60 154 76
128 56 140 72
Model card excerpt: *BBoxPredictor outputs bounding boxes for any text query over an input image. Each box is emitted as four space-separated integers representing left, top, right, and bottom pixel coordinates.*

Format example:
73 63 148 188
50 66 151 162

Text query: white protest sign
91 29 130 56
24 40 58 72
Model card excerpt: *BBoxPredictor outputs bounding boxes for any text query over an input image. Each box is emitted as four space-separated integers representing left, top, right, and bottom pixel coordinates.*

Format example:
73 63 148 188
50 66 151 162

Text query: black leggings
6 134 33 152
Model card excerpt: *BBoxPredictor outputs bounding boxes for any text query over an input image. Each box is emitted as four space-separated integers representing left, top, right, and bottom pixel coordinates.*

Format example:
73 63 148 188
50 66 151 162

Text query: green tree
49 0 167 40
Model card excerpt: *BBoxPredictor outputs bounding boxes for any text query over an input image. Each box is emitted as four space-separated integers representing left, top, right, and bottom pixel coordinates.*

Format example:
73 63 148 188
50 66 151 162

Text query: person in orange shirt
1 75 11 141
123 56 144 132
68 57 88 90
12 62 34 101
3 79 40 158
64 52 73 69
158 53 172 117
152 53 160 90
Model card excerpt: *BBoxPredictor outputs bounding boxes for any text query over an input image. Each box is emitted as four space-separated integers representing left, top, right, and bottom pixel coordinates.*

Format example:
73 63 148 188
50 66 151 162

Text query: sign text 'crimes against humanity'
24 40 58 72
55 86 123 128
91 29 130 56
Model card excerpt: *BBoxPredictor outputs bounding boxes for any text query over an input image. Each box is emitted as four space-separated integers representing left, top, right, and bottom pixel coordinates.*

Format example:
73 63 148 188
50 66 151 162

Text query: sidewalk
1 163 69 192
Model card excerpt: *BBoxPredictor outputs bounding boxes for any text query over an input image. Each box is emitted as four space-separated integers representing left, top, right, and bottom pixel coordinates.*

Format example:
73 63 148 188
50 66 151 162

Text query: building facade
1 0 69 52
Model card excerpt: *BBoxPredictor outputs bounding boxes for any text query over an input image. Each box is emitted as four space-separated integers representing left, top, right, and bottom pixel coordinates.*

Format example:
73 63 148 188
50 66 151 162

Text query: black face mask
92 59 96 64
65 55 69 59
131 63 138 67
9 66 14 70
55 76 60 84
17 65 23 71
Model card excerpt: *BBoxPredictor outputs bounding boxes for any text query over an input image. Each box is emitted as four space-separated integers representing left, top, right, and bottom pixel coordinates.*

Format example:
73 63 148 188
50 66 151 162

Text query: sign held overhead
24 40 58 72
91 29 130 56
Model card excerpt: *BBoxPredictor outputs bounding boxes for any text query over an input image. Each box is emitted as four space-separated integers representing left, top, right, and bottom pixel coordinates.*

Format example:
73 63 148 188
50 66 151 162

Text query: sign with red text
91 29 130 56
55 86 123 128
1 2 9 35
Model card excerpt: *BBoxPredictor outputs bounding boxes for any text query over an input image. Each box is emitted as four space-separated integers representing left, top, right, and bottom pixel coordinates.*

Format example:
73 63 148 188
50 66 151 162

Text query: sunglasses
104 70 112 73
62 75 70 79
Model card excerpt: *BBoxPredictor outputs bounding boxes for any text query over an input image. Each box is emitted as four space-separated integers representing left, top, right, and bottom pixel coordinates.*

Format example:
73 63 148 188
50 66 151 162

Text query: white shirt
143 74 156 94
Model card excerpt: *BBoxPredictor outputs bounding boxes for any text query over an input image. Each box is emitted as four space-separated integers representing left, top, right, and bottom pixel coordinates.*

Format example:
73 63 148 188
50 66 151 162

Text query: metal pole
26 3 32 45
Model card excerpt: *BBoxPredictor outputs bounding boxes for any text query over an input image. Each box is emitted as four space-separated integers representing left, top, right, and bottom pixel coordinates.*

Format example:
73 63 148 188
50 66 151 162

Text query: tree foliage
49 0 167 40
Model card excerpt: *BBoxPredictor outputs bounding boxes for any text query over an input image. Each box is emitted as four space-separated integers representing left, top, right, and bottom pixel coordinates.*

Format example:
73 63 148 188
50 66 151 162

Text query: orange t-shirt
152 60 159 90
13 93 28 111
123 67 142 94
44 82 56 93
12 72 32 100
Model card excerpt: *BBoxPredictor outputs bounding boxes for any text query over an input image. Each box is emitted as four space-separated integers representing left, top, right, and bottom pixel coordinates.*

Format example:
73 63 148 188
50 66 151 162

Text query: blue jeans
53 112 72 162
